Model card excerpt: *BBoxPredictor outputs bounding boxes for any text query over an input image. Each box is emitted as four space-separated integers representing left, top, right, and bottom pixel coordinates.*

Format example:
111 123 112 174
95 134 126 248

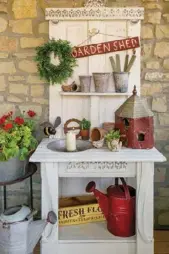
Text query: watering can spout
86 181 109 220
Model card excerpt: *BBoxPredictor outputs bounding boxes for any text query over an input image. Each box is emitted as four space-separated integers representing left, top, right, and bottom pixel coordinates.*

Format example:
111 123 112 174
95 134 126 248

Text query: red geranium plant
0 110 38 161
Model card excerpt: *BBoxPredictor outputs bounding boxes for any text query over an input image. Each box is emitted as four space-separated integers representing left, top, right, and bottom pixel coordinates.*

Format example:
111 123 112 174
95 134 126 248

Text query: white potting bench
29 4 166 254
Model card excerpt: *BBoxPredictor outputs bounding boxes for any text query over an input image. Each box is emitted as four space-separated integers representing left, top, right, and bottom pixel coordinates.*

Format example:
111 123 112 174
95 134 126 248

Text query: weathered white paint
30 141 166 254
49 17 141 128
31 7 166 254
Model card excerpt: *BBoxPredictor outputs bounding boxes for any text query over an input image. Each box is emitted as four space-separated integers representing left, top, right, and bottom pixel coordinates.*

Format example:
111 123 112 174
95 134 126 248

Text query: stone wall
0 0 169 226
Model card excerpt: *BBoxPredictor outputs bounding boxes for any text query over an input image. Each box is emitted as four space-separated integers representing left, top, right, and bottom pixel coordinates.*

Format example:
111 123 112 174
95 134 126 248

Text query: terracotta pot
80 129 90 140
103 122 115 132
91 128 106 142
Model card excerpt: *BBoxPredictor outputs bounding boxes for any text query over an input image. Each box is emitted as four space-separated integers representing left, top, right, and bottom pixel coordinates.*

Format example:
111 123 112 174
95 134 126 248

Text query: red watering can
86 178 136 237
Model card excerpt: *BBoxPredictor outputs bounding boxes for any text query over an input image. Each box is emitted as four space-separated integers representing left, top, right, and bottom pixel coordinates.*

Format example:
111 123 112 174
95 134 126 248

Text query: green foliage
80 118 91 130
0 111 38 162
35 39 77 85
105 130 121 142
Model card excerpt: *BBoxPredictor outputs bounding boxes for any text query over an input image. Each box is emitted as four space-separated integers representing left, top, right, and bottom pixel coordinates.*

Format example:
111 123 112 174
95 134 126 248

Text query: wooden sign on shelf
72 36 140 58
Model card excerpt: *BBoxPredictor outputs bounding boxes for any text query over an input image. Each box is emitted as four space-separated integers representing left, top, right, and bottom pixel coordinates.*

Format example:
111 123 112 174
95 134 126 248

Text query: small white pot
107 139 122 152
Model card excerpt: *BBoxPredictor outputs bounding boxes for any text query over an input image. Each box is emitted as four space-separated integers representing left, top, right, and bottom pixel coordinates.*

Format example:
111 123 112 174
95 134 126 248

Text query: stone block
9 83 28 95
0 52 8 58
141 26 154 39
159 113 169 125
12 0 37 19
144 3 162 10
10 20 32 34
0 95 4 101
8 76 25 81
0 3 7 13
31 84 44 97
13 52 36 59
32 98 49 105
163 59 169 70
145 11 161 24
27 75 45 84
145 72 169 81
156 25 169 39
0 62 16 74
0 104 15 115
163 14 169 22
155 129 169 141
0 17 7 32
152 96 167 112
154 42 169 58
158 211 169 226
143 43 152 59
0 36 17 52
19 105 42 116
18 60 37 73
146 61 160 69
141 82 162 96
39 22 49 34
7 95 23 103
20 37 45 49
0 75 6 91
154 196 169 210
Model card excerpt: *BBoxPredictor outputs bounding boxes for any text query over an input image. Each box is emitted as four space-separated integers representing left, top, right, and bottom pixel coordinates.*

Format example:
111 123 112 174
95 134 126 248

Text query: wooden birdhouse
115 86 154 149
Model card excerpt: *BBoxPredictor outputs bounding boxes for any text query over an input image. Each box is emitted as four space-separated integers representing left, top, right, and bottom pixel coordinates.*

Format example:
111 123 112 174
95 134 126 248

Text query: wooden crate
59 195 105 226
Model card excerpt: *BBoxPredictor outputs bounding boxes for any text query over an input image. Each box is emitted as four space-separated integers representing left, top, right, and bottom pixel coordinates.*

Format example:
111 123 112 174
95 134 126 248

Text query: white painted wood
41 163 59 254
49 17 141 131
30 138 166 163
41 241 136 254
59 221 136 242
46 7 144 21
136 162 154 254
32 8 167 254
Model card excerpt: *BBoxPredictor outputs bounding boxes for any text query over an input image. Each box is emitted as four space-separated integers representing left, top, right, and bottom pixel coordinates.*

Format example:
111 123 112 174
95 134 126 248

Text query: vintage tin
59 195 105 226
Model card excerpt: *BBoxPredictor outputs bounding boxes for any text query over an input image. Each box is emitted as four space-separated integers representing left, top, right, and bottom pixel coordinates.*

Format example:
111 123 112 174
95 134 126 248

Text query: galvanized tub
0 157 27 183
113 72 129 93
93 73 110 93
79 75 92 92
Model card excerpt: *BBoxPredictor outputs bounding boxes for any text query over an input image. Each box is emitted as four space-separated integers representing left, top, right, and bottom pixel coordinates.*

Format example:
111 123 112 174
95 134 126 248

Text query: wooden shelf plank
60 92 131 96
59 221 136 243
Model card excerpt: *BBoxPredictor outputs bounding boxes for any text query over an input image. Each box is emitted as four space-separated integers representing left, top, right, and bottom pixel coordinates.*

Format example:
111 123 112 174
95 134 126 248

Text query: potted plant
105 130 122 152
80 118 91 140
0 110 38 182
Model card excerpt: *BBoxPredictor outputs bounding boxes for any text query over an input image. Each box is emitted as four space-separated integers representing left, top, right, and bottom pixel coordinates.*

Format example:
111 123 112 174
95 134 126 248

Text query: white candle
66 131 76 152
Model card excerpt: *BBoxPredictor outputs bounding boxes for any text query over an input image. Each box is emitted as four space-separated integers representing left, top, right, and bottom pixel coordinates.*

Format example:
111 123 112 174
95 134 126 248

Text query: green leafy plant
0 110 38 161
35 39 77 85
105 130 121 142
80 118 91 130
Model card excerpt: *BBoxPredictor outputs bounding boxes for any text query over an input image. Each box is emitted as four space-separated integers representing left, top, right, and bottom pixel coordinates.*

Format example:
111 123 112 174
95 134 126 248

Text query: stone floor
34 231 169 253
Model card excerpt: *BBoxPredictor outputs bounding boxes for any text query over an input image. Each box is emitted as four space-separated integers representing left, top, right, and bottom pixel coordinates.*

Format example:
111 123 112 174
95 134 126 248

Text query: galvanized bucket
113 72 129 93
93 73 110 93
79 75 92 92
0 157 27 183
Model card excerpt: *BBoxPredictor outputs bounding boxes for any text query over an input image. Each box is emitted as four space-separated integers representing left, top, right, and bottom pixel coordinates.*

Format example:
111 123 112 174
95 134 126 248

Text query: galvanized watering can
0 205 57 254
86 178 136 237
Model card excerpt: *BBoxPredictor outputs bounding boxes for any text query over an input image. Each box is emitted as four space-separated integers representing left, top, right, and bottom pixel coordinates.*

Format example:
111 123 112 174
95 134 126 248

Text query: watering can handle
115 178 131 200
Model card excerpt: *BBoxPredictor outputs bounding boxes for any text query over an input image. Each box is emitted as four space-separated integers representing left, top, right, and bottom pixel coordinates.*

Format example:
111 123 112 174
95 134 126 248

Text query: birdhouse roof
115 87 154 118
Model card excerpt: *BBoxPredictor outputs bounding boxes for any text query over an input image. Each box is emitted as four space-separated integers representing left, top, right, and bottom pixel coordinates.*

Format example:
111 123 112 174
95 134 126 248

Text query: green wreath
35 39 77 85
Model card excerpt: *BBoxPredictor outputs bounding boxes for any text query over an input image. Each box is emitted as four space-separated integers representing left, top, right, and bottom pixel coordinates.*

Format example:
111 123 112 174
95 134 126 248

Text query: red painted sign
72 37 140 58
